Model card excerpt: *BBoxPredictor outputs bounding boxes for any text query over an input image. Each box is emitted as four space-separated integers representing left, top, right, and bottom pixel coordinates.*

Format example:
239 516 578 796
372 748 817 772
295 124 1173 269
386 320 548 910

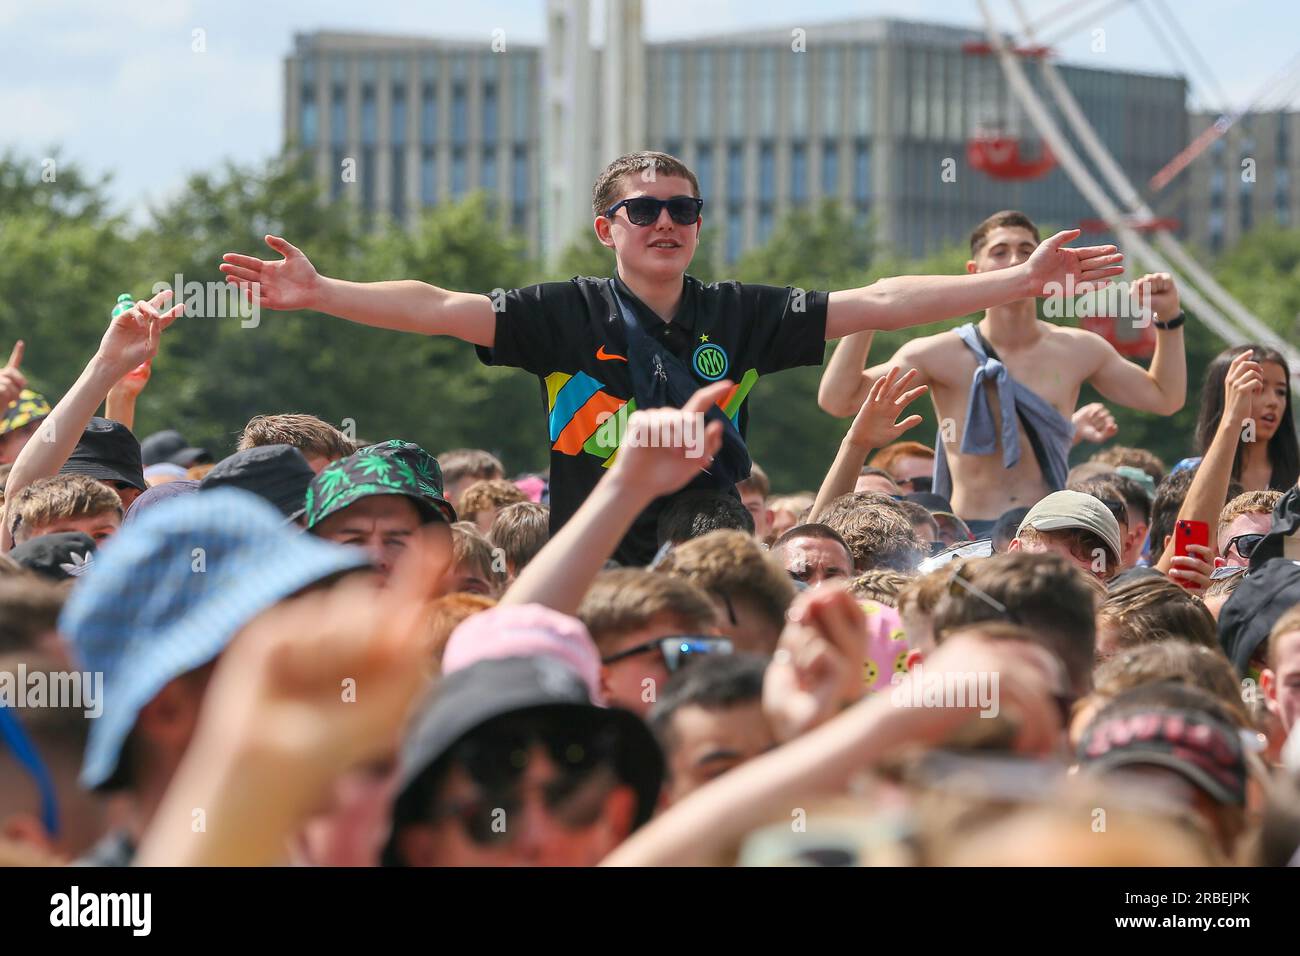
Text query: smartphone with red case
1174 519 1210 559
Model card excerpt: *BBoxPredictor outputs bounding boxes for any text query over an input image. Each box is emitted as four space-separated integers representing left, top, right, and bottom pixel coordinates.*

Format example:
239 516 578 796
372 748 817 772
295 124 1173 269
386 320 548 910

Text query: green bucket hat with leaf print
303 440 457 530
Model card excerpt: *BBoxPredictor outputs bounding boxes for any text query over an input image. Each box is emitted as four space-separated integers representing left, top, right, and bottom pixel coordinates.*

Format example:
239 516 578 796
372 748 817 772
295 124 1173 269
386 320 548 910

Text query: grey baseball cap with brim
1017 490 1123 562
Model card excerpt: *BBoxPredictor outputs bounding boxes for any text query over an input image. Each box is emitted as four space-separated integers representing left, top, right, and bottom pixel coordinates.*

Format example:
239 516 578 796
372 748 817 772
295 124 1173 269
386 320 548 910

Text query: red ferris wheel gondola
966 132 1057 180
963 39 1058 181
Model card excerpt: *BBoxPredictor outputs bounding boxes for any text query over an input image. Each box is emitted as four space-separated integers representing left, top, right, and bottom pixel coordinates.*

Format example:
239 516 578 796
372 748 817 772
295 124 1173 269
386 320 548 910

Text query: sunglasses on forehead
603 195 704 227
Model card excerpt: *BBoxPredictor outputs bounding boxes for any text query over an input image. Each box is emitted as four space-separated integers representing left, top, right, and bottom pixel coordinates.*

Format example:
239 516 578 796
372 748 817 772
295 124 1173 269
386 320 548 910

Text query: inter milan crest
692 342 729 381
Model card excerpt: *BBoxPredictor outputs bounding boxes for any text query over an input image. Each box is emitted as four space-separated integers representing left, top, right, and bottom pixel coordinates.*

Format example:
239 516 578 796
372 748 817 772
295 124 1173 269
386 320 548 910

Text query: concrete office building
1183 109 1298 255
284 12 1189 264
284 31 543 250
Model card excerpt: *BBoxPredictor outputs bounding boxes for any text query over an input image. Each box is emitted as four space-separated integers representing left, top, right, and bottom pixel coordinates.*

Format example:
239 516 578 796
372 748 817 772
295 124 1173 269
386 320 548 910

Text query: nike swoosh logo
596 346 627 362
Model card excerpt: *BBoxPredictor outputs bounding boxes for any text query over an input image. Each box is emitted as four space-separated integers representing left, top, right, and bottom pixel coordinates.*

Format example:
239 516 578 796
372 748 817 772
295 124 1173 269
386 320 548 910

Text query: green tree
1213 226 1300 342
0 153 134 403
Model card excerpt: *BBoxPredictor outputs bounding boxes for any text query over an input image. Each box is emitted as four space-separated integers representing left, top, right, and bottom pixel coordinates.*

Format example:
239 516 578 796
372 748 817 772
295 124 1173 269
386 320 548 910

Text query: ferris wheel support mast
1004 0 1297 365
972 0 1266 360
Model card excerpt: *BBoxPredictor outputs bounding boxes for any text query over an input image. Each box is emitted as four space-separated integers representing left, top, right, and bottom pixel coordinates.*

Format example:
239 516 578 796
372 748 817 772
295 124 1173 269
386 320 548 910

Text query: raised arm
817 331 875 417
601 631 1061 866
809 367 927 522
824 230 1123 339
219 235 497 347
819 330 934 419
1155 350 1262 576
2 291 182 551
103 360 151 432
1085 273 1187 416
501 381 730 614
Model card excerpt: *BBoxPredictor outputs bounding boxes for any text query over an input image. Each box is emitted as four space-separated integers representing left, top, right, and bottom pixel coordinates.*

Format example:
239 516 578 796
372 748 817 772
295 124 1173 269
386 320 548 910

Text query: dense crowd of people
1 150 1298 868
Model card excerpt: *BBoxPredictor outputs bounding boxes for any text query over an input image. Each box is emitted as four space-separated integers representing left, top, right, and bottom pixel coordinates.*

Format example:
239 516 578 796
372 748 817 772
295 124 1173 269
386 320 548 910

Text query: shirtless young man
818 210 1187 534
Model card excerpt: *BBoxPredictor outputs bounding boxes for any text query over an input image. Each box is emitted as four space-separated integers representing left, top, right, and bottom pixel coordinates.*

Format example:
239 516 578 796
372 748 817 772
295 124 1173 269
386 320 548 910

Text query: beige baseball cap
1017 490 1123 562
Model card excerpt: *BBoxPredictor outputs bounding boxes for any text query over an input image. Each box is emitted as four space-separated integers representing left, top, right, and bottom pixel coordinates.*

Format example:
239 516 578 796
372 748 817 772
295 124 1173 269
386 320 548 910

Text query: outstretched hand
845 366 927 451
220 235 321 311
1026 229 1125 297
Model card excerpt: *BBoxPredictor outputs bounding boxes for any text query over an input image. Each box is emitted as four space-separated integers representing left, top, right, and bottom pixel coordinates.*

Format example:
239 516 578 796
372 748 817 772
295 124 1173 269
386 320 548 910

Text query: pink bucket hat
441 603 605 704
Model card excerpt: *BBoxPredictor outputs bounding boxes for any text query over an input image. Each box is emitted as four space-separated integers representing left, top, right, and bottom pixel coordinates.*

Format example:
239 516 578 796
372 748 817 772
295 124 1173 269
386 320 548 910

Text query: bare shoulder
1049 323 1107 348
888 328 973 386
897 328 966 362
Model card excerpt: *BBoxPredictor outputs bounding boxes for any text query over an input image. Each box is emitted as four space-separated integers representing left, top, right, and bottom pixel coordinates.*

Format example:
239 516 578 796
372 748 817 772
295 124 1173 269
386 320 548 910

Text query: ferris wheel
973 0 1300 372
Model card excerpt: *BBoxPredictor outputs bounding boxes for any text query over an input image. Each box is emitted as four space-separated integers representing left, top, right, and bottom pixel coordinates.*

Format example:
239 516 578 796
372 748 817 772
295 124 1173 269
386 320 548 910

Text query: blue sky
1 0 1294 217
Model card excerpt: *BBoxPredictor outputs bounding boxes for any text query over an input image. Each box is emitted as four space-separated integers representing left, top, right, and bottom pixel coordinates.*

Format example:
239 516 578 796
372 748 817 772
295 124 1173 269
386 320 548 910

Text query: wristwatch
1152 310 1186 331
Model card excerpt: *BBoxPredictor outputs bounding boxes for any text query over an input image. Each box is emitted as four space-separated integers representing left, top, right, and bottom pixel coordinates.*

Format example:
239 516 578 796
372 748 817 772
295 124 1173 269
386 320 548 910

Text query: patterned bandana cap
0 389 51 435
303 439 457 530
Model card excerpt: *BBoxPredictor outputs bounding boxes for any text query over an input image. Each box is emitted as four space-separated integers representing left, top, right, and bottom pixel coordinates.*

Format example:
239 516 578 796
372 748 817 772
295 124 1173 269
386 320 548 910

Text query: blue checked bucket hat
58 487 373 790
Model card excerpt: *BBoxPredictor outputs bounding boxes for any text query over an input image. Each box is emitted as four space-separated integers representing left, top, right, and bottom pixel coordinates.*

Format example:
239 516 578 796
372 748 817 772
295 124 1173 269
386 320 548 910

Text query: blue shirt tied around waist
932 323 1074 503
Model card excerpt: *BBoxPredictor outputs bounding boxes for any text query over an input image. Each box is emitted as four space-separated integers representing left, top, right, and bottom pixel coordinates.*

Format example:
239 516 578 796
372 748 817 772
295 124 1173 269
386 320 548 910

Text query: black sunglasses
1224 533 1265 560
601 635 733 672
604 195 703 227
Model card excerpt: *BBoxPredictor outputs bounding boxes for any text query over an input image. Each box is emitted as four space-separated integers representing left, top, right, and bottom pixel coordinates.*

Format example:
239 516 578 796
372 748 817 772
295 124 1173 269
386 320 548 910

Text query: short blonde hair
656 530 795 635
1218 490 1281 539
488 502 549 575
9 475 122 544
237 413 354 462
579 568 717 654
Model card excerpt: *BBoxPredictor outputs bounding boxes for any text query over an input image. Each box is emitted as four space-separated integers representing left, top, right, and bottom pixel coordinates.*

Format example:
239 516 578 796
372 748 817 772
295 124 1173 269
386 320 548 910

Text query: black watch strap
1152 310 1186 330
